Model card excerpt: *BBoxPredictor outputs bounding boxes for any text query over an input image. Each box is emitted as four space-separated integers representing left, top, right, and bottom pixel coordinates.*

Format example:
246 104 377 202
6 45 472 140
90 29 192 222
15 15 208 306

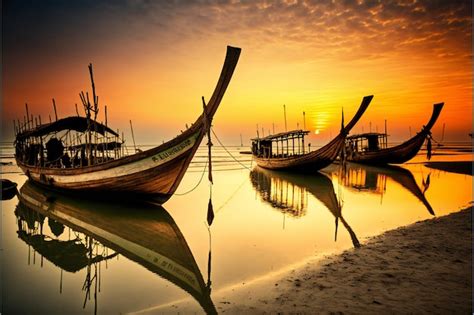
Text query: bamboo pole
52 98 58 121
129 120 137 152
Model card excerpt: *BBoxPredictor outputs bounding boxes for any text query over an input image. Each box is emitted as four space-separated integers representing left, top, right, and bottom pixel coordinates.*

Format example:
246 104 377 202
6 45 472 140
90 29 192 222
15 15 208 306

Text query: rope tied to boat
202 97 215 226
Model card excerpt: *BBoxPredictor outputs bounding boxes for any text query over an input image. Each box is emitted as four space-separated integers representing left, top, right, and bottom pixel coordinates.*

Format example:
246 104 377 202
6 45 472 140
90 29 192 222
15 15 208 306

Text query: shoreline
136 206 472 314
217 206 472 314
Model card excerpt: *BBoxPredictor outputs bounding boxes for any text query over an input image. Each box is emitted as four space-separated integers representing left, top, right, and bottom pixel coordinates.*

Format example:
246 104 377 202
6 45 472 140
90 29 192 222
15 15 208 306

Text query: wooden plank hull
253 95 373 171
347 103 444 165
347 134 425 164
254 135 344 171
17 130 202 203
17 181 217 314
15 46 242 203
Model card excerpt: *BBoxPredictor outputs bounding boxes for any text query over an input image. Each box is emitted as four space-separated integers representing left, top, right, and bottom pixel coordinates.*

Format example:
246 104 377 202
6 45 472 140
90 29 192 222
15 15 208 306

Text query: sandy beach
138 206 472 314
214 207 472 314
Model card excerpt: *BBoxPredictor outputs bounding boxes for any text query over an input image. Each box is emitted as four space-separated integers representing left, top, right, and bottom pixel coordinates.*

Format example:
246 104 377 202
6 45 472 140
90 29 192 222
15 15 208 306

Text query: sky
2 0 472 145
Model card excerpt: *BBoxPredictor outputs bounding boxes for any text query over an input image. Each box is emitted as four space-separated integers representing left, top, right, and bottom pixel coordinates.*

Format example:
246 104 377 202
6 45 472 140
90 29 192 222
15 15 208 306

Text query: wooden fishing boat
16 180 217 314
323 162 434 215
345 103 444 164
250 95 373 171
14 46 241 204
250 167 360 248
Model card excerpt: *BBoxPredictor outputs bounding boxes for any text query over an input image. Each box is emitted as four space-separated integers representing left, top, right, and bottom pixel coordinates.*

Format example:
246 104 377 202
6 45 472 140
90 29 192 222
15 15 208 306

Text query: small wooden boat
14 46 241 204
324 162 434 215
1 179 18 200
250 167 360 248
250 95 373 171
345 103 444 164
16 180 217 314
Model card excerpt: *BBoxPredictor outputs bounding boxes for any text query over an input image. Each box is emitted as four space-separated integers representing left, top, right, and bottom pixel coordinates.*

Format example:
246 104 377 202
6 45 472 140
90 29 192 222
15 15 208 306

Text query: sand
216 207 472 314
139 207 472 314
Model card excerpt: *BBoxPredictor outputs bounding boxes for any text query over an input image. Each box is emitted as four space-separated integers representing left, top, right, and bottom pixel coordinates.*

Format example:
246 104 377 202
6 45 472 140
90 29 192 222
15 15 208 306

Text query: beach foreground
147 206 472 314
218 206 472 314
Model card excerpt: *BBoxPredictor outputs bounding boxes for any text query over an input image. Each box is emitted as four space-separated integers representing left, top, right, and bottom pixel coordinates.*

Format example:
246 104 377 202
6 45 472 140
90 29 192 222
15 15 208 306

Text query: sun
314 129 320 135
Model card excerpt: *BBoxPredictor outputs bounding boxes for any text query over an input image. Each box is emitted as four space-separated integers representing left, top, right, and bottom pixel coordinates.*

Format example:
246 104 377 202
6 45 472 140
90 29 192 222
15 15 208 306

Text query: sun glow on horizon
2 1 471 143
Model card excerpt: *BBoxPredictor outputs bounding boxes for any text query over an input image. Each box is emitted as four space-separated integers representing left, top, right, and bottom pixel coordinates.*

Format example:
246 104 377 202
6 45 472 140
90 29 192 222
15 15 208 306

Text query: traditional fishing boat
345 103 444 164
14 46 241 203
250 167 360 248
250 95 373 171
16 180 217 314
324 161 434 215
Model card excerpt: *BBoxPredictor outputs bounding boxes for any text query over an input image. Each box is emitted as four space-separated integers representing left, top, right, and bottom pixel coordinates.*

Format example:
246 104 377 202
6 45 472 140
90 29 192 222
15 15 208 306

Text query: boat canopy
346 132 387 140
16 116 118 141
346 132 388 152
251 129 310 142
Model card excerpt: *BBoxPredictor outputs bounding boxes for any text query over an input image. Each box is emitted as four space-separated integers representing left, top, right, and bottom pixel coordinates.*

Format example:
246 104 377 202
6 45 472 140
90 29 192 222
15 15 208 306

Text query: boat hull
251 95 373 172
254 137 344 171
347 103 444 165
17 130 202 203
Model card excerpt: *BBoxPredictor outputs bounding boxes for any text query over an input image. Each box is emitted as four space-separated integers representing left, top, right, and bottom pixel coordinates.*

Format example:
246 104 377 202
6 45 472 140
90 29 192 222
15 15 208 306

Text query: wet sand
216 207 472 314
424 161 472 176
141 207 472 314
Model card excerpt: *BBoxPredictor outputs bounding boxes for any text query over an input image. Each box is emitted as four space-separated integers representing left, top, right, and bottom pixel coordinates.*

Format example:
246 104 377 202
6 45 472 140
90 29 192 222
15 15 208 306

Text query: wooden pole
52 98 58 121
75 103 80 116
129 120 137 152
302 134 305 154
303 111 306 130
283 104 287 132
25 103 30 129
104 105 108 128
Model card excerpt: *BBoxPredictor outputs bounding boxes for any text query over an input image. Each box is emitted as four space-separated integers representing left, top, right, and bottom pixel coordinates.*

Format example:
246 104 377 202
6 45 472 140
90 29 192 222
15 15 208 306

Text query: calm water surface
1 142 472 314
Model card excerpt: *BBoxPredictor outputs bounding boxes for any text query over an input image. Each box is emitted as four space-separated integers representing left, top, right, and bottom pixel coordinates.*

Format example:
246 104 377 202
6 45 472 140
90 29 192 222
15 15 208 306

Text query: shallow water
1 142 472 314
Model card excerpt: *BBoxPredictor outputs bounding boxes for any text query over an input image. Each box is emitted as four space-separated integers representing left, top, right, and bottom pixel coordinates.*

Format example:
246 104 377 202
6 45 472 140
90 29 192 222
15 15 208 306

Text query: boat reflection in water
250 167 361 248
16 181 216 315
325 162 434 215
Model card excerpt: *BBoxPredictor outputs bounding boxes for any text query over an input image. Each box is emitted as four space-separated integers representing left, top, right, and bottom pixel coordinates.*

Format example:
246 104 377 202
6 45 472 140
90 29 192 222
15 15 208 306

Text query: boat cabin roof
346 132 387 141
16 116 118 141
251 129 310 142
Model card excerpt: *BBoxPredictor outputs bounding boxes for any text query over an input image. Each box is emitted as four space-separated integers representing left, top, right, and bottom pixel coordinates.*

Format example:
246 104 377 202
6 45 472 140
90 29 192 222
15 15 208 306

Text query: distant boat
250 95 373 171
249 167 360 248
345 103 444 165
16 180 217 314
14 46 241 204
324 162 434 215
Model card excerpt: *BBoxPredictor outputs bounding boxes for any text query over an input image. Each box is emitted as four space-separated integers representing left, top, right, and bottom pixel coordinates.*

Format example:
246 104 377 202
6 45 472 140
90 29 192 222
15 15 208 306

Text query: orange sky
2 0 472 145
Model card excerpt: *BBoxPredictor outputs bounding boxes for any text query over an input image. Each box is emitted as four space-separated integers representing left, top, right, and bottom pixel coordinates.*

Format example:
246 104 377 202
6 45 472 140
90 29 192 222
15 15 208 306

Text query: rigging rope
174 160 208 196
211 128 252 171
